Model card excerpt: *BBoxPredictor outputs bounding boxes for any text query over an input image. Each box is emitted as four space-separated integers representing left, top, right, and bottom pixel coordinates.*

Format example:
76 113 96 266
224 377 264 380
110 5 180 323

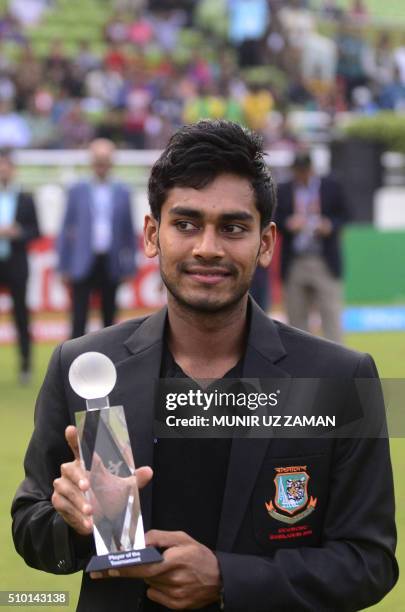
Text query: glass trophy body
69 352 162 572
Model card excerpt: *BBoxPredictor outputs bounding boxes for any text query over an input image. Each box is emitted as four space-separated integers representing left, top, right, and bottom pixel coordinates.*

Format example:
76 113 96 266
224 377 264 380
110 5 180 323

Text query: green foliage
241 66 288 92
343 112 405 153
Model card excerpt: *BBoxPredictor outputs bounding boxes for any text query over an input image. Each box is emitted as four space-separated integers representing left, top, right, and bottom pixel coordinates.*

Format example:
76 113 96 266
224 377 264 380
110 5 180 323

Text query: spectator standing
393 34 405 85
43 39 72 89
23 91 59 148
0 149 39 382
59 99 94 148
57 138 136 338
74 40 100 77
370 32 394 88
335 21 372 103
378 66 405 111
14 44 43 110
0 100 31 148
275 152 348 343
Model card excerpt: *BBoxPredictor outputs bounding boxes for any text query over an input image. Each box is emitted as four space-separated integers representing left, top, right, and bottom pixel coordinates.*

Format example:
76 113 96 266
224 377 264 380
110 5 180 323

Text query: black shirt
144 344 243 612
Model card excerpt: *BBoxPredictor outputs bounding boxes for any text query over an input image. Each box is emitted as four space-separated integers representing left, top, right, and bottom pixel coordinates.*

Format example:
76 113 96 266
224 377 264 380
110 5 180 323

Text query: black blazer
11 302 398 611
8 192 40 280
275 176 349 280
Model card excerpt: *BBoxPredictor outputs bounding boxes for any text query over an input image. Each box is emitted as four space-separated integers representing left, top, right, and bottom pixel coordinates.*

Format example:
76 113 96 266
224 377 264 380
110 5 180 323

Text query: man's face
144 173 275 314
293 166 312 186
92 155 112 181
0 157 14 185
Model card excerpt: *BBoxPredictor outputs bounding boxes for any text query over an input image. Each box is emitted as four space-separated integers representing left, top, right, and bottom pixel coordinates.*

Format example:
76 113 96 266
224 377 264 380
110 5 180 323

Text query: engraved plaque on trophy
69 352 162 572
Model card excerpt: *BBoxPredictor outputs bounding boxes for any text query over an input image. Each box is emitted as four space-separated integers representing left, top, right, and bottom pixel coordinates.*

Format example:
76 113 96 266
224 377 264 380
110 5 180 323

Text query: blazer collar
243 298 287 377
122 299 287 363
123 306 168 356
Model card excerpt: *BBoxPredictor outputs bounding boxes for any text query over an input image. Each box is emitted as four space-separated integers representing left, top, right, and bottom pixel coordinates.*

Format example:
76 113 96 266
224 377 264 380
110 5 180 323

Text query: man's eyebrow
168 206 255 223
220 211 254 223
168 206 203 219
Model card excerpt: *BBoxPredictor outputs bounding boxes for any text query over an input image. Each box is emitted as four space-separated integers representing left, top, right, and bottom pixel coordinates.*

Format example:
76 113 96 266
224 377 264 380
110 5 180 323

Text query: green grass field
0 332 404 611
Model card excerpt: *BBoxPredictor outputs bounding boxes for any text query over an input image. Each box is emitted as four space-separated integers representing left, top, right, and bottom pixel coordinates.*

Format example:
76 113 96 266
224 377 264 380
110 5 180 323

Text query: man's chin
169 290 246 314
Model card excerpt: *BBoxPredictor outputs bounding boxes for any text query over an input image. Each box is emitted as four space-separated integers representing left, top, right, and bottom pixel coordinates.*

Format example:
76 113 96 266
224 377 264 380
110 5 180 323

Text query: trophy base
86 547 163 573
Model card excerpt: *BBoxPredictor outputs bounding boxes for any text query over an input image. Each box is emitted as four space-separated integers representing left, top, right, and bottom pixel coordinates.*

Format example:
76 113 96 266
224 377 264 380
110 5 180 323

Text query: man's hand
285 214 306 233
315 217 333 237
0 223 22 239
52 426 153 536
89 453 140 523
91 530 223 610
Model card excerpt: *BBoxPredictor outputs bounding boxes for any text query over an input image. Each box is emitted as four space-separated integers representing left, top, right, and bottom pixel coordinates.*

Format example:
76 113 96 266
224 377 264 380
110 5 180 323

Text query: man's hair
292 151 312 170
148 120 276 228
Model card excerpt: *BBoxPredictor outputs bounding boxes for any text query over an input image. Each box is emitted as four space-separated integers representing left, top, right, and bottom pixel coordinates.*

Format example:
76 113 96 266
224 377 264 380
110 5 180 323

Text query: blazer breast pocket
250 454 331 552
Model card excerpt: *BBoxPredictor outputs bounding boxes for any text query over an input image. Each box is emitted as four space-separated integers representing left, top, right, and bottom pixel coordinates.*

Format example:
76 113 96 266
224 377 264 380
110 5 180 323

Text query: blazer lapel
217 301 290 551
113 307 167 531
111 183 121 225
83 183 93 235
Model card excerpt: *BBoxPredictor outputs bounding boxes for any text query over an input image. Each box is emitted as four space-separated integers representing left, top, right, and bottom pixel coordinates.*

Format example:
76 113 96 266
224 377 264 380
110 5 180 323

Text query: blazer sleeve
274 183 293 236
322 177 350 233
11 344 94 574
14 193 40 244
217 354 398 612
56 186 77 276
118 185 137 278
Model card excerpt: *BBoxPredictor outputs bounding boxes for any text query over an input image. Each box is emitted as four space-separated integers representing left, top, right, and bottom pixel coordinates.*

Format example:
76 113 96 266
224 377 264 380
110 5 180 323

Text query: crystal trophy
69 351 162 572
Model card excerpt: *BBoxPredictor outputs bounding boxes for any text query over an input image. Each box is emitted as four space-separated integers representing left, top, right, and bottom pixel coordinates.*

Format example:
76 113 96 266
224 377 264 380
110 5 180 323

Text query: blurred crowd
0 0 404 150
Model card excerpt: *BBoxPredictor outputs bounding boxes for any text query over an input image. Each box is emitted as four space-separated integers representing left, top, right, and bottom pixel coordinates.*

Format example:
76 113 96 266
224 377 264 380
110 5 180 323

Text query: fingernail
108 569 120 577
90 572 101 579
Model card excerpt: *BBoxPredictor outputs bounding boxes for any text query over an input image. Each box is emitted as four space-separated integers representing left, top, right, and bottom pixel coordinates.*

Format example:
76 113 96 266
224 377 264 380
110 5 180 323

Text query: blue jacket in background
57 180 136 282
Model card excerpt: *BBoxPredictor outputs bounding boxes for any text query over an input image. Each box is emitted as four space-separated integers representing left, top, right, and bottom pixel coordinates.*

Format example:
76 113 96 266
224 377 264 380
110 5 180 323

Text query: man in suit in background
275 152 348 343
57 138 136 338
12 121 397 611
0 149 39 383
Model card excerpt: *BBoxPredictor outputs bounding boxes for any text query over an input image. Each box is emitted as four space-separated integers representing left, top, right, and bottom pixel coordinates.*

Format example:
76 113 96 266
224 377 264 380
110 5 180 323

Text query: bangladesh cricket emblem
265 465 317 524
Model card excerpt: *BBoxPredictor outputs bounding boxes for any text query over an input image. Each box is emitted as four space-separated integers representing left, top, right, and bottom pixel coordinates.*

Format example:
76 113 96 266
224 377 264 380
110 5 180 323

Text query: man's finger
135 466 153 489
146 586 184 610
145 530 193 549
51 490 93 535
59 460 89 491
65 426 81 461
144 570 185 589
53 475 93 518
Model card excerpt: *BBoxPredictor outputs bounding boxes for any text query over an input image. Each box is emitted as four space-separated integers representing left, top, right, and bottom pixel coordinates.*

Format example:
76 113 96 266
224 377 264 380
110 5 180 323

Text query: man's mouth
184 267 232 285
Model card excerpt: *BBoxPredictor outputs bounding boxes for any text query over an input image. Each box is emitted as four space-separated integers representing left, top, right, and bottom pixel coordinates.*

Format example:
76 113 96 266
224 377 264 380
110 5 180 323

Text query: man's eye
175 221 198 232
222 225 245 235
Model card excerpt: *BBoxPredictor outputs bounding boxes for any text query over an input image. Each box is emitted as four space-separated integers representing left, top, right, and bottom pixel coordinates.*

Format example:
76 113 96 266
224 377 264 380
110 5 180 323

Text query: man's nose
192 227 225 259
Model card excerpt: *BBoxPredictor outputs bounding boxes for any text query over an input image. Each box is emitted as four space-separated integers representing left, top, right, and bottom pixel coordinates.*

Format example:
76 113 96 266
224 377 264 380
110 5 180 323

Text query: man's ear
144 214 159 258
257 222 276 268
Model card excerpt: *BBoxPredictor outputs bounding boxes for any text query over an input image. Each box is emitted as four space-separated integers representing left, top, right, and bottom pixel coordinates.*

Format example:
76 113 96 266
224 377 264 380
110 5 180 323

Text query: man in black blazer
0 149 39 381
12 121 397 611
275 153 348 343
